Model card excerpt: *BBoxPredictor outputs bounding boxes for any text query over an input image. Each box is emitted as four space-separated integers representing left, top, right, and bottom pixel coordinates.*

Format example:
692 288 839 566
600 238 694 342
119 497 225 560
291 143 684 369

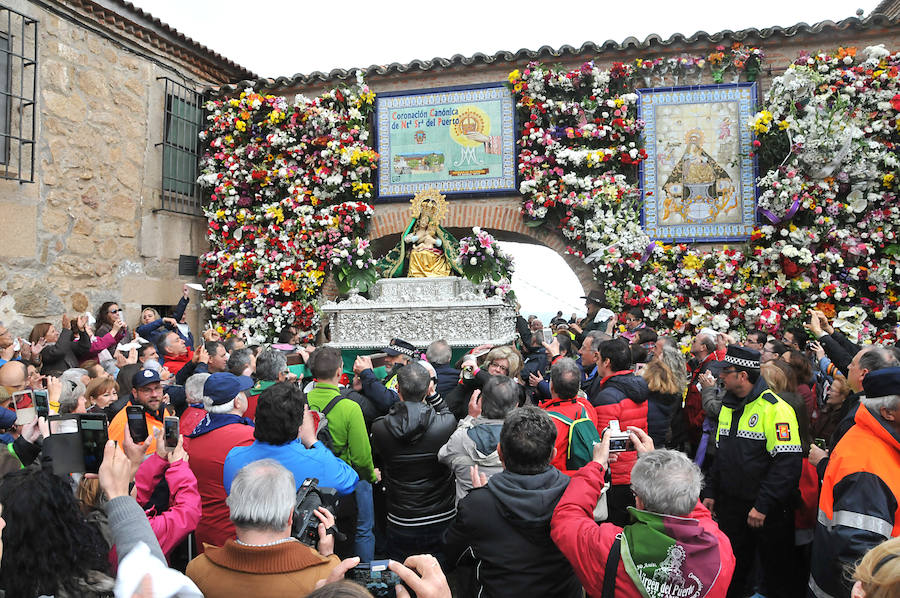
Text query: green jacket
307 382 376 483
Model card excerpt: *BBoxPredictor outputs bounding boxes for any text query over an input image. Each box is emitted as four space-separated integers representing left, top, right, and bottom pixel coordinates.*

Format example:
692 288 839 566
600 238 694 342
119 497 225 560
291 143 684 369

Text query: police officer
701 346 802 598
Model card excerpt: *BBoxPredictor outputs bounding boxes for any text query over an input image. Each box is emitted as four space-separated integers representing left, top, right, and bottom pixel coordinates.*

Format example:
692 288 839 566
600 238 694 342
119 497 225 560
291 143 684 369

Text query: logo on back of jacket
634 544 704 598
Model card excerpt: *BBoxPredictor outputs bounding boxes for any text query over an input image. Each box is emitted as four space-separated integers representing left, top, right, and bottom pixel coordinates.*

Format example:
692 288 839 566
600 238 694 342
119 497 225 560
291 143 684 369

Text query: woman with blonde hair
851 536 900 598
445 344 525 419
480 345 523 380
641 347 685 447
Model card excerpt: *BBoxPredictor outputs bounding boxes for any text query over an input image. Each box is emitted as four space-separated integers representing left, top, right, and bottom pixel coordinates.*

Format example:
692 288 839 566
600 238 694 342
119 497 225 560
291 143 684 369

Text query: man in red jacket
552 426 734 598
540 357 599 476
160 331 194 376
184 372 255 551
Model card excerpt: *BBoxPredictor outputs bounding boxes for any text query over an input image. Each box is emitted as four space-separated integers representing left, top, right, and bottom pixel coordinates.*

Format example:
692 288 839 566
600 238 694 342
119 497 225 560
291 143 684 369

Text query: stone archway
368 196 597 293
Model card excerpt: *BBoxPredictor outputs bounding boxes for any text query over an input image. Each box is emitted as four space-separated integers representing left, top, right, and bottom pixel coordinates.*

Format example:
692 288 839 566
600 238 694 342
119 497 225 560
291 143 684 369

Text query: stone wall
0 0 222 337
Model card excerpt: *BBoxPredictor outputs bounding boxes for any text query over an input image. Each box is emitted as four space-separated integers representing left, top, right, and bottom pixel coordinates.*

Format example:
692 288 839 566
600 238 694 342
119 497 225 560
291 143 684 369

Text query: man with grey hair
159 331 193 377
186 459 339 596
227 347 255 378
552 427 735 597
245 348 290 421
178 372 210 436
57 377 86 414
439 375 520 502
426 339 459 396
809 366 900 598
184 372 256 551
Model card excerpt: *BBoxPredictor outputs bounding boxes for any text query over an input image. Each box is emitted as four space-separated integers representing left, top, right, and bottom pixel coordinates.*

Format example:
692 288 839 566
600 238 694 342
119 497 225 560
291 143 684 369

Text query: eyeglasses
488 362 509 374
108 308 121 314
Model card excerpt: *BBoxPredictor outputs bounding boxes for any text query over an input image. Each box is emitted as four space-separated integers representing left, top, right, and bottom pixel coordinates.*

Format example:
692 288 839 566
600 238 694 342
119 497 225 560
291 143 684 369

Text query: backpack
311 394 345 456
546 406 601 470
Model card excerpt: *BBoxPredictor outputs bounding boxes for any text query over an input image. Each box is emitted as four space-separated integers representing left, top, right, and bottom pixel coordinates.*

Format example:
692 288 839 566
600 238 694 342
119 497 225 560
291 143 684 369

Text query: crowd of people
0 284 897 598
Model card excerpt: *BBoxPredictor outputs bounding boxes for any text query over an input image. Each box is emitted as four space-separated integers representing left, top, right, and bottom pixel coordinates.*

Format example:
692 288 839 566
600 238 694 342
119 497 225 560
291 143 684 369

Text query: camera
291 478 342 546
607 420 634 453
346 560 404 598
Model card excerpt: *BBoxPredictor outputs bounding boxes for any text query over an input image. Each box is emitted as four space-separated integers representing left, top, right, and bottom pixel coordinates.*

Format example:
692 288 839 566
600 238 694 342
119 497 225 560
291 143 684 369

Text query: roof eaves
71 0 257 81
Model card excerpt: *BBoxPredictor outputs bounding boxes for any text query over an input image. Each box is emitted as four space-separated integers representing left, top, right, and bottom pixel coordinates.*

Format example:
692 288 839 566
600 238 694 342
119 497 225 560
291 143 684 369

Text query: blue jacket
137 296 193 348
222 439 359 495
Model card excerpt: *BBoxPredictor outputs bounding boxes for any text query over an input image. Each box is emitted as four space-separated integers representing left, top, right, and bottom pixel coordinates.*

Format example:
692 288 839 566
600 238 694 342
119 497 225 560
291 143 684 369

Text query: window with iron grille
0 5 37 183
158 77 203 215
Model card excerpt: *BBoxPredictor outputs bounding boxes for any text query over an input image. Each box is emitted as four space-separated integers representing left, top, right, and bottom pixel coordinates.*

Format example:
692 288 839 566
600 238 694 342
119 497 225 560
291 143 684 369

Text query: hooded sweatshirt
444 467 583 598
438 415 504 503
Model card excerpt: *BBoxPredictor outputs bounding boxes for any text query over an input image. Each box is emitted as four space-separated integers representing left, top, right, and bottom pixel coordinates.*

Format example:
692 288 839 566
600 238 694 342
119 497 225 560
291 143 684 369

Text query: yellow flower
884 173 895 188
614 98 625 108
265 205 284 224
508 69 521 84
683 254 702 270
777 120 790 130
352 181 373 196
234 120 246 132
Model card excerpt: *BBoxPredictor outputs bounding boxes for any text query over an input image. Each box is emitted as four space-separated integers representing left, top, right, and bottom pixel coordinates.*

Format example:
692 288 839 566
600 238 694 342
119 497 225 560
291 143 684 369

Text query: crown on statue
410 188 449 225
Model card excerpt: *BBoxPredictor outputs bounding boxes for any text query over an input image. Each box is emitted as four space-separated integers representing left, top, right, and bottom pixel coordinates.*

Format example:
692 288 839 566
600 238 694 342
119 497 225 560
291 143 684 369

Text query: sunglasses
108 308 121 314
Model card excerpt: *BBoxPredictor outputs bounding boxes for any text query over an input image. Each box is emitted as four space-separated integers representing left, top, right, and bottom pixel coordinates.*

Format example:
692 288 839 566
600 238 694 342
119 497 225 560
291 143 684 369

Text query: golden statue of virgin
377 189 463 278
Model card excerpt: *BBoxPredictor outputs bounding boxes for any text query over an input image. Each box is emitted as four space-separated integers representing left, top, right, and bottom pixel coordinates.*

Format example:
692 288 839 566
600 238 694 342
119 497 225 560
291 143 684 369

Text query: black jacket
371 400 456 527
817 330 860 377
432 362 460 397
646 388 680 448
443 467 582 598
40 328 90 375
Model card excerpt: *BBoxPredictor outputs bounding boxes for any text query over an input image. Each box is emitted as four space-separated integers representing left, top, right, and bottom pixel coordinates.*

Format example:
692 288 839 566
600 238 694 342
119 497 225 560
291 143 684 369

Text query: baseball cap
132 369 161 388
203 372 254 405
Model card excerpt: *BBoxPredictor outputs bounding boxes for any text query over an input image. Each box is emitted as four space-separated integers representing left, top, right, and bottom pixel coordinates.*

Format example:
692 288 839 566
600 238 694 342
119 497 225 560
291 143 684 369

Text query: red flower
892 94 900 112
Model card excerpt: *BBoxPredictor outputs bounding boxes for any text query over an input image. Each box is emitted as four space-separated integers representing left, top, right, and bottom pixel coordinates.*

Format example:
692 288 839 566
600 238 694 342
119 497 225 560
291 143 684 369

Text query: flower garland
511 45 900 342
456 227 516 301
199 74 377 341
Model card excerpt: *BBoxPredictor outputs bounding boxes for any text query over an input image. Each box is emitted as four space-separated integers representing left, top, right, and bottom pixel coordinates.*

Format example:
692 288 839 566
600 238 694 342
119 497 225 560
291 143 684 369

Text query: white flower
469 257 478 265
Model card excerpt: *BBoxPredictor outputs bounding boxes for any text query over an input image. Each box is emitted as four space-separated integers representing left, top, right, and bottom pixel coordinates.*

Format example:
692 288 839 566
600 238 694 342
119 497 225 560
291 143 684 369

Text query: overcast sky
128 0 881 317
131 0 878 78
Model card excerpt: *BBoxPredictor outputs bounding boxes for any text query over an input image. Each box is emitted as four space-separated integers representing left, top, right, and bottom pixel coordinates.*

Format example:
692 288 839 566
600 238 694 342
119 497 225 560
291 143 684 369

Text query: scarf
620 507 722 598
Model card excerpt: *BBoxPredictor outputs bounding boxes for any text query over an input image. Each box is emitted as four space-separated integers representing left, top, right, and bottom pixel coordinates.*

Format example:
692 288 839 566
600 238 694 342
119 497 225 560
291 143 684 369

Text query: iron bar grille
159 77 203 215
0 5 37 183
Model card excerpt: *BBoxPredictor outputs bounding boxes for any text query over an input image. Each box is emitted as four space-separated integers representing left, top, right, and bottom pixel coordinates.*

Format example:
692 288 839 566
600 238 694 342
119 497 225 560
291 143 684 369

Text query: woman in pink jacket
133 428 202 560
